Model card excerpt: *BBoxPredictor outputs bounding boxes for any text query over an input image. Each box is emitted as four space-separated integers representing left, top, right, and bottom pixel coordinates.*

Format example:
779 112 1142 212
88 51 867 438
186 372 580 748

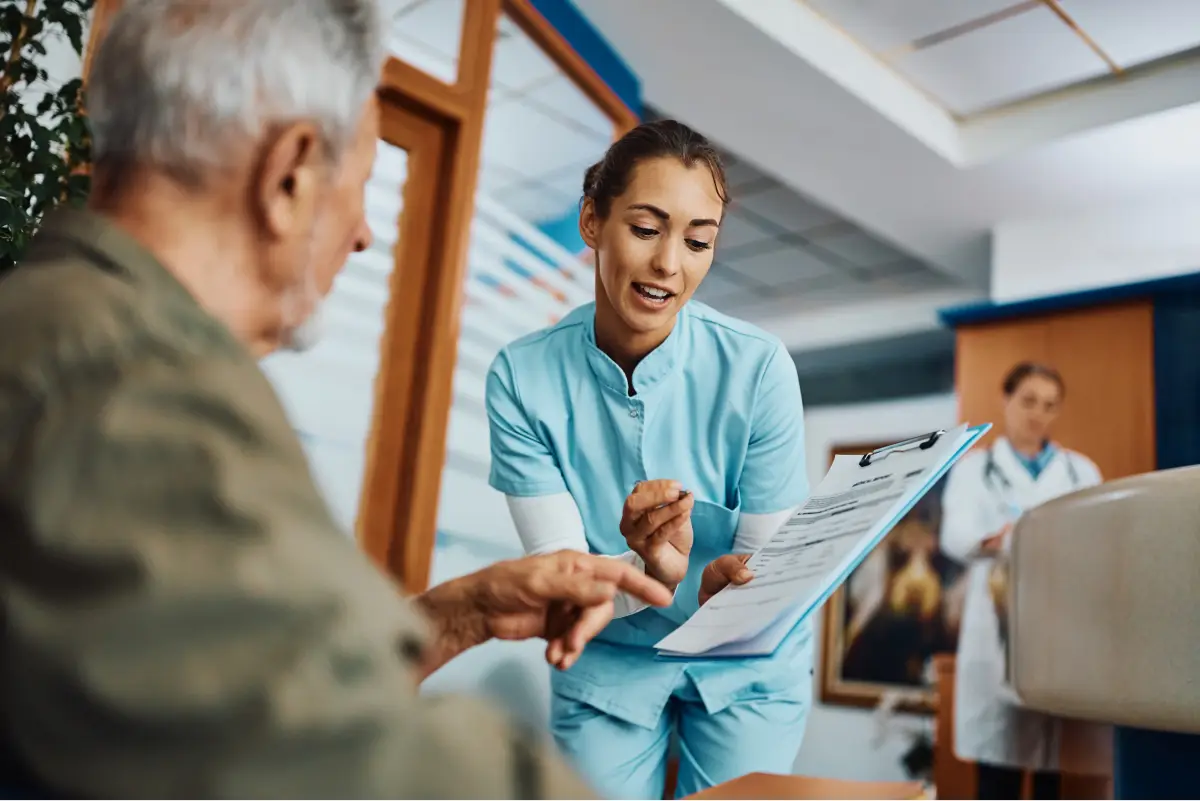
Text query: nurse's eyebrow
627 203 720 229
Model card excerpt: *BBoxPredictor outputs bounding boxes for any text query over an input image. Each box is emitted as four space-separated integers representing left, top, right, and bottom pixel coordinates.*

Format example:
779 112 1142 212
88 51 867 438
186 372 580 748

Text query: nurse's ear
578 196 602 252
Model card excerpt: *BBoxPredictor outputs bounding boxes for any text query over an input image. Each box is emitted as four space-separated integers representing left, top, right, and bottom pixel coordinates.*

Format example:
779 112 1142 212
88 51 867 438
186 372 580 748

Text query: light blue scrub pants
551 669 812 799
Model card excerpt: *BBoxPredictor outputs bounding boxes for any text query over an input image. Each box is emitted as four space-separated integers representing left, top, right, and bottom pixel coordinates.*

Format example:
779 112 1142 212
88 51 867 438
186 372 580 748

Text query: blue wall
1152 289 1200 470
527 0 641 117
1113 288 1200 799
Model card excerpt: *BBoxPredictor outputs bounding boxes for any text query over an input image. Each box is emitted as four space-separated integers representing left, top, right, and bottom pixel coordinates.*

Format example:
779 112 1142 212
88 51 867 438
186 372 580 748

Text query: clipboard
858 429 944 466
654 422 991 660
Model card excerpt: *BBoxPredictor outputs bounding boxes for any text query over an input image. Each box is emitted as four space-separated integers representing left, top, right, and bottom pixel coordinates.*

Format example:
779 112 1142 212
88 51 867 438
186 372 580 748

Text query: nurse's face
1003 374 1062 445
581 157 723 343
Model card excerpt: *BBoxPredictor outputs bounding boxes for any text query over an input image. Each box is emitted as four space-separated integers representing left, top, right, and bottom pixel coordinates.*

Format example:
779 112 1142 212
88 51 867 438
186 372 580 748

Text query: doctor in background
940 362 1102 800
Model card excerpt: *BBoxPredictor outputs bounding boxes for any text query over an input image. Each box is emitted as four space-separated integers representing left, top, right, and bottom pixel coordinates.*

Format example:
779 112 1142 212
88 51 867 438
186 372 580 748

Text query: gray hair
88 0 386 186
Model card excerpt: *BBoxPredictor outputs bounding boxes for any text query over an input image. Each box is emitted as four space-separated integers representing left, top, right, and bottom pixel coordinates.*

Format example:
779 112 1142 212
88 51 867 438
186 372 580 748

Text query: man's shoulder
0 253 140 356
0 252 239 397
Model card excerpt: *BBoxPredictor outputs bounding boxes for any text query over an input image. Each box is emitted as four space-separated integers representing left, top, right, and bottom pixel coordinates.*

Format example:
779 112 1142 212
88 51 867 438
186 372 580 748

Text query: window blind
436 192 593 555
261 141 408 535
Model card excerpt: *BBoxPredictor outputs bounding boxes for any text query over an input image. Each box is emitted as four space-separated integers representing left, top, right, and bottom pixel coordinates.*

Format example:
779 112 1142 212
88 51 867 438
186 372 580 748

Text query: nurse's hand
698 553 755 606
620 479 694 589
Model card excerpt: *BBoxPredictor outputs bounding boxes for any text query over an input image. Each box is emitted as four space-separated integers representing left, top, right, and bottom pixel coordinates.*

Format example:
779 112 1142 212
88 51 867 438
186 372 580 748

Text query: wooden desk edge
686 772 927 800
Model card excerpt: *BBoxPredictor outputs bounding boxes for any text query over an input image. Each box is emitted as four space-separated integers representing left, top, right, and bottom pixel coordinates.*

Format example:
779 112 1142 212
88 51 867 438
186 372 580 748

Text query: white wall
992 202 1200 303
793 393 959 781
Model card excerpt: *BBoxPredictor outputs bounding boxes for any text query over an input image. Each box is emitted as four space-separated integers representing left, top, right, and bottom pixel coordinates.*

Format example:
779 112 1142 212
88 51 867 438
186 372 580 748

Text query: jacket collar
582 302 687 396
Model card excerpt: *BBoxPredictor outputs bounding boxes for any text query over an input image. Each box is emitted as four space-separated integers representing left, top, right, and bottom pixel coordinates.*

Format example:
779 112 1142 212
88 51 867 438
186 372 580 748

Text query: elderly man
0 0 754 797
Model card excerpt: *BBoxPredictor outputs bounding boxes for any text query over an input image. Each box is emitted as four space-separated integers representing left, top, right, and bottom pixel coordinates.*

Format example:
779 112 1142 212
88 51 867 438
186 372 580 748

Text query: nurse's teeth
636 283 669 299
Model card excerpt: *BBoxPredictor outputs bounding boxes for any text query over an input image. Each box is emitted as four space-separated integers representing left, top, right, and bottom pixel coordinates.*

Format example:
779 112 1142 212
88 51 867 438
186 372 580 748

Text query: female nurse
485 119 813 799
940 362 1102 800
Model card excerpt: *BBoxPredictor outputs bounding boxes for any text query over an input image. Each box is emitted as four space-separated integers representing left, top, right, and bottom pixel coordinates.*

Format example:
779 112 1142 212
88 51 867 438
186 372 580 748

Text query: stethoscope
982 443 1080 517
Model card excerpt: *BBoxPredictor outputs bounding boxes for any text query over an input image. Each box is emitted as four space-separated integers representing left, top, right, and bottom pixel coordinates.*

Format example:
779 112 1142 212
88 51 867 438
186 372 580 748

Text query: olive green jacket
0 209 591 799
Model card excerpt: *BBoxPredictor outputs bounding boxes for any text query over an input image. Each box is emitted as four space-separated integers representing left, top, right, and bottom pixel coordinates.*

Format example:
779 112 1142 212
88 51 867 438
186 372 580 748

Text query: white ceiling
389 0 959 324
572 0 1200 303
695 146 956 314
805 0 1200 117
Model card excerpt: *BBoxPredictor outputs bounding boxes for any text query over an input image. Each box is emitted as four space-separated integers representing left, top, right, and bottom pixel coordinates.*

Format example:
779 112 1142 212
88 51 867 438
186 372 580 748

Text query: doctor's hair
582 119 730 219
1002 362 1065 398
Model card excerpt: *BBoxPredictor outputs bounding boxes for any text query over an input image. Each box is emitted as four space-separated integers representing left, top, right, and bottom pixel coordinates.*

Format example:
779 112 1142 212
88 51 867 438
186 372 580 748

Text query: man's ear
254 122 323 240
578 197 601 252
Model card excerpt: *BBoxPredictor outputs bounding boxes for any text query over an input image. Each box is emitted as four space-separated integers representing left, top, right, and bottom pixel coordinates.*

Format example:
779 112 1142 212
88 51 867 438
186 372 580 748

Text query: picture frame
818 440 967 714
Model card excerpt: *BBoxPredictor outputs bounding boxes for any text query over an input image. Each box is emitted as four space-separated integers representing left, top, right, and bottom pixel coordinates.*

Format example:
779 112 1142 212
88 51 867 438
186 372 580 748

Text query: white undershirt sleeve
504 493 666 618
505 496 799 618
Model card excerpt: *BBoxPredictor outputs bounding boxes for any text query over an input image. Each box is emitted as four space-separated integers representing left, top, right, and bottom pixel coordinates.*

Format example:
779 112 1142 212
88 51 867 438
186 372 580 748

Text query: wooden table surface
686 772 927 800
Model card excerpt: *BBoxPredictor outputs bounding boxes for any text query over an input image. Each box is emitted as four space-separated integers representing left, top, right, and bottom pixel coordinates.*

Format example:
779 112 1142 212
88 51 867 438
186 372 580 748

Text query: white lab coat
940 437 1102 770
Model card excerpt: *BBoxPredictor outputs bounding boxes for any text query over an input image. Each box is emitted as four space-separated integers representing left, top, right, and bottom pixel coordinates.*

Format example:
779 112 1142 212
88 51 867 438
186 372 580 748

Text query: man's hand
698 553 755 607
620 479 694 589
416 551 673 678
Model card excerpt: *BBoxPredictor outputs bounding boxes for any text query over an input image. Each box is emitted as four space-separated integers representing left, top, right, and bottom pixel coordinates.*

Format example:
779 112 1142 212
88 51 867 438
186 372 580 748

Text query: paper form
655 422 987 659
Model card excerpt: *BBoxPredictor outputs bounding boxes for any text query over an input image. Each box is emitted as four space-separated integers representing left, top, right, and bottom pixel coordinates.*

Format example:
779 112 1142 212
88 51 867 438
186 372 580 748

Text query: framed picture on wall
818 440 968 714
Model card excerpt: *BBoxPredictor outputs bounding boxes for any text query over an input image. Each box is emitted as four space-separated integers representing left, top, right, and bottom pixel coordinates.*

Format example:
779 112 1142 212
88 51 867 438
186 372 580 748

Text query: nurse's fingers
625 480 684 517
643 508 693 550
628 494 693 543
698 553 754 607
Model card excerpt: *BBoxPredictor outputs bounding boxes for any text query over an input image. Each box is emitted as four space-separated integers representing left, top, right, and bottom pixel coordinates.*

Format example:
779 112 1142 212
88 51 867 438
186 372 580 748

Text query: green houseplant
1 0 95 270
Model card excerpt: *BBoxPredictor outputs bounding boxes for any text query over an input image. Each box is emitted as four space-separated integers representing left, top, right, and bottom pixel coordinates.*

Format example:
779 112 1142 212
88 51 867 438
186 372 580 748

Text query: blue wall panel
527 0 641 118
1152 289 1200 470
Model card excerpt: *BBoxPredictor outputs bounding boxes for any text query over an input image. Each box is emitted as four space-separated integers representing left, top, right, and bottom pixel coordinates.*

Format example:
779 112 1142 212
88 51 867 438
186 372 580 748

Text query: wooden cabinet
954 300 1156 481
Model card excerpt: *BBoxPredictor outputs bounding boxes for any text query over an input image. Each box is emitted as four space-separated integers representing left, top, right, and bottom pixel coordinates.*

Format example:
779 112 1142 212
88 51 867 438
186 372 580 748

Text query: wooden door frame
368 0 638 592
86 0 641 593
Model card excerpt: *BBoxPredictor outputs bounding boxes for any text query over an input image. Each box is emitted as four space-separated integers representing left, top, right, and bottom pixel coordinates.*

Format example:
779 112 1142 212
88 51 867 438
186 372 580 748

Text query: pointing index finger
580 555 673 607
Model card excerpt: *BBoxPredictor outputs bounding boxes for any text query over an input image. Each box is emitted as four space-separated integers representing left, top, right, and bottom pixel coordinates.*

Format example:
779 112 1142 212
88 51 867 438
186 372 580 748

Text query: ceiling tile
1059 0 1200 69
491 14 561 94
734 185 840 233
870 266 955 292
524 75 615 144
481 99 610 181
693 270 753 303
715 211 778 253
498 181 577 224
530 162 590 208
388 0 464 84
724 244 836 285
477 162 526 198
695 290 762 313
813 230 906 267
892 4 1110 115
722 157 770 191
805 0 1023 53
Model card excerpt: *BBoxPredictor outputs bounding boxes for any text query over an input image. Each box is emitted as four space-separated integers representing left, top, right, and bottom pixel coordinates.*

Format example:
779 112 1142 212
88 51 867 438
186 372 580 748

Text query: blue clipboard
654 422 991 661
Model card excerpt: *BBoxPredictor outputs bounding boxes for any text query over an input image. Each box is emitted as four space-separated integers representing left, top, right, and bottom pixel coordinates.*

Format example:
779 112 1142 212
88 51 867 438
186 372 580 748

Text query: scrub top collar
582 303 688 397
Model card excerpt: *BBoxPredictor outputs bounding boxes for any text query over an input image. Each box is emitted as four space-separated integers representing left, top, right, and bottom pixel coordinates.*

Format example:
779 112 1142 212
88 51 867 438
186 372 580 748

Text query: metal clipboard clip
858 430 945 467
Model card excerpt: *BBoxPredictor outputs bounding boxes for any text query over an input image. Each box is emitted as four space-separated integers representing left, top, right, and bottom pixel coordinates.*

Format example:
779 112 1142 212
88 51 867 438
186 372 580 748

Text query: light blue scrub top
485 300 814 730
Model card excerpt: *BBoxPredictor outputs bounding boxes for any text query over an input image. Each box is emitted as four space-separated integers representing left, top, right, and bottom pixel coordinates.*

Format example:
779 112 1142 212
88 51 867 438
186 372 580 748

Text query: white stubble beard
281 299 326 352
278 229 327 354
